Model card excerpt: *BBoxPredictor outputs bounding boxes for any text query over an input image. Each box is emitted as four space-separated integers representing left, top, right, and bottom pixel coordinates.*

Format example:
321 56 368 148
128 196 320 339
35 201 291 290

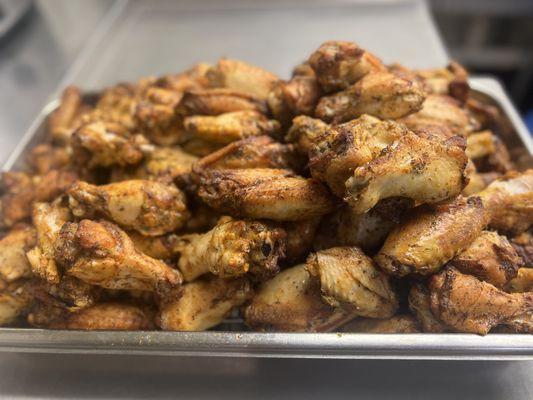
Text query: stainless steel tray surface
0 77 532 360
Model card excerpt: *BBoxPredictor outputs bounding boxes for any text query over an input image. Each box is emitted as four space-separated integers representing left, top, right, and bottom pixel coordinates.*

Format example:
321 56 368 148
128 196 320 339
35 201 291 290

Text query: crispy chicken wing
408 283 447 333
159 276 252 331
413 61 469 103
344 132 468 214
194 168 337 221
306 247 398 318
183 111 280 145
28 144 71 175
56 219 182 293
341 314 419 333
0 224 36 282
308 41 385 93
429 267 533 335
315 71 425 123
128 231 180 260
175 217 285 281
282 217 321 264
177 88 268 116
0 172 35 228
462 168 501 196
244 264 354 332
0 290 28 326
33 169 78 203
285 116 329 155
511 230 533 266
507 268 533 293
466 130 496 160
449 230 523 288
375 196 487 277
47 86 85 143
68 180 189 236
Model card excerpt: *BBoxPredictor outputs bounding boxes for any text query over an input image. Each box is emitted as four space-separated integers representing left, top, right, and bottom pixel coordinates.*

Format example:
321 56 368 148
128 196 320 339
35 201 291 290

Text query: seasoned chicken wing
33 169 78 203
478 170 533 235
507 268 533 293
194 168 337 221
159 276 252 331
282 217 321 264
511 230 533 266
0 290 28 326
448 230 523 288
306 247 398 318
429 267 533 335
462 168 501 196
285 116 329 155
0 224 36 282
55 219 182 293
344 132 468 214
315 71 425 123
183 111 280 145
375 196 487 277
177 88 268 116
0 172 35 228
206 59 279 99
466 130 496 160
48 86 85 143
28 144 71 175
308 115 408 196
128 231 180 260
341 315 419 333
68 180 189 236
408 283 447 333
413 61 469 104
175 217 286 281
308 41 384 93
244 264 354 332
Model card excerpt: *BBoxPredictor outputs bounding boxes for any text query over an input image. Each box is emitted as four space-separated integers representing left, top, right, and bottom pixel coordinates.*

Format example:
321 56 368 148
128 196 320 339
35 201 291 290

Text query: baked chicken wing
507 268 533 293
0 224 36 282
511 230 533 266
285 116 329 155
177 88 268 116
408 283 447 333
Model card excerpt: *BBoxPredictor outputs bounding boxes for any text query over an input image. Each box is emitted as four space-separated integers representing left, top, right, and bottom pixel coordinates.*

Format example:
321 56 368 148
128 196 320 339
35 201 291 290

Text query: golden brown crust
177 88 268 116
0 224 36 282
506 268 533 293
408 283 447 333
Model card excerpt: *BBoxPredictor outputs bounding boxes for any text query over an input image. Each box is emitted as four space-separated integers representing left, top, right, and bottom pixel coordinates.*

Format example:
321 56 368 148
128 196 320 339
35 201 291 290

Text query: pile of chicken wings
0 41 531 335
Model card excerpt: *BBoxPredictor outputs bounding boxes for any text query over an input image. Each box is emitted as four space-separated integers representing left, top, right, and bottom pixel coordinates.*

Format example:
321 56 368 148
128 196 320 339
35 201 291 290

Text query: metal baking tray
0 77 532 360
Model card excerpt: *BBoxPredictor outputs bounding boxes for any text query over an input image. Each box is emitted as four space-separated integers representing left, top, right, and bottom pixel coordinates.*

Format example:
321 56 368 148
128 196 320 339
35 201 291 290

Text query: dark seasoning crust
0 40 531 335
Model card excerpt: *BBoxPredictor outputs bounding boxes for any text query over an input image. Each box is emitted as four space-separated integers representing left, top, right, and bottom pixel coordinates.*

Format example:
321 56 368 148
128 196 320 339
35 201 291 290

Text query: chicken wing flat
341 314 419 333
448 230 523 288
244 264 354 332
285 116 329 155
68 180 189 236
175 217 285 281
28 144 71 175
56 219 182 293
308 115 408 196
507 268 533 293
71 121 152 168
429 267 532 335
306 247 398 318
26 201 72 284
344 132 468 214
177 88 268 116
47 86 85 143
206 59 279 100
159 276 252 331
375 196 487 277
195 168 337 221
315 71 425 123
478 170 533 235
511 230 533 266
408 283 447 333
183 111 280 145
308 41 385 93
53 302 155 330
0 224 36 282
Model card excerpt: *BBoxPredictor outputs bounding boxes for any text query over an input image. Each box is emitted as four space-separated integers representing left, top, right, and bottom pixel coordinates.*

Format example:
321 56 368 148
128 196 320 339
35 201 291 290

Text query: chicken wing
33 169 78 203
448 230 523 288
507 268 533 293
429 267 532 335
175 217 286 281
466 130 496 160
47 86 85 143
344 132 468 214
308 41 384 93
408 283 447 333
306 247 398 318
0 172 35 228
194 168 337 221
282 217 321 264
183 111 280 145
68 180 189 236
0 291 28 326
375 196 487 277
56 219 182 293
28 144 71 175
413 61 469 104
308 115 408 197
315 71 425 123
177 88 268 116
244 264 354 332
0 224 36 282
340 315 419 333
128 231 180 260
285 116 329 155
159 276 252 331
511 230 533 266
478 170 533 235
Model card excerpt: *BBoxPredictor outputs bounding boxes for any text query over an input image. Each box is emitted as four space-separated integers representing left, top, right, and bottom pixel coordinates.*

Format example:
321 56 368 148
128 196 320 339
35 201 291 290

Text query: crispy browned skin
0 224 36 282
206 59 279 100
345 132 468 214
308 115 409 197
28 144 71 175
56 219 182 293
128 231 180 260
414 61 469 104
476 136 514 174
68 180 189 236
462 168 501 196
53 302 155 330
195 136 303 171
285 116 329 155
48 86 84 143
466 130 496 160
282 217 321 264
177 88 268 116
375 196 488 277
306 247 398 318
341 315 419 333
195 168 337 221
183 111 280 145
408 283 447 333
507 268 533 293
33 169 78 203
175 217 286 281
315 71 425 123
0 172 35 228
448 230 523 288
244 264 355 332
308 41 385 93
159 277 252 331
511 231 533 266
478 170 533 235
429 267 533 335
